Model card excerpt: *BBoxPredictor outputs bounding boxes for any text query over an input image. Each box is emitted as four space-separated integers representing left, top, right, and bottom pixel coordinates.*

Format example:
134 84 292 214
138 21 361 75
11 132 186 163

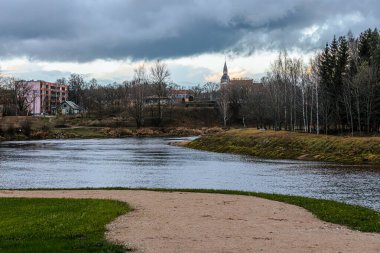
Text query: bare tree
68 74 85 106
300 69 308 132
218 85 231 127
204 82 219 101
228 81 251 127
128 65 149 128
150 60 170 125
238 85 251 128
288 58 303 131
56 77 67 86
308 58 321 134
190 84 203 100
11 79 36 116
83 78 102 115
265 74 282 130
0 75 10 115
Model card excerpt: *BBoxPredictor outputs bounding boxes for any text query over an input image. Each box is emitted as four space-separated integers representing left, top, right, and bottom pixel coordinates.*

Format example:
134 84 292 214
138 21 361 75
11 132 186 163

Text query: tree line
214 28 380 134
1 28 379 133
56 60 172 127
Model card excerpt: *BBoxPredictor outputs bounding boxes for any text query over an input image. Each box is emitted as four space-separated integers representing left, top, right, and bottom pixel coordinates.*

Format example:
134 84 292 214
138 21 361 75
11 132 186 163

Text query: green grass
0 198 129 253
186 128 380 165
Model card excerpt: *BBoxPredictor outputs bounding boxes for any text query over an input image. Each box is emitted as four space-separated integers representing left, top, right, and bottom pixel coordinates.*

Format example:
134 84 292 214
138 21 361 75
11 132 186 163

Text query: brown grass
187 128 380 165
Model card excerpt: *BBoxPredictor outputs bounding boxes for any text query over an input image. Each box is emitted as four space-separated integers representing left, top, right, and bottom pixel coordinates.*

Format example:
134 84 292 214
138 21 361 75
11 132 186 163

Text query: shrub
20 120 32 137
4 124 16 136
136 128 156 136
203 127 224 134
31 130 50 139
118 128 134 136
88 120 102 127
168 127 203 136
41 123 52 132
99 127 112 135
54 118 68 128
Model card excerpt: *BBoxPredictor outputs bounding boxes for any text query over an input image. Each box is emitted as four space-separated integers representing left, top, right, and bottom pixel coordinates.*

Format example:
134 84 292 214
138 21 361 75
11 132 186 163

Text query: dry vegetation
0 116 225 140
187 128 380 165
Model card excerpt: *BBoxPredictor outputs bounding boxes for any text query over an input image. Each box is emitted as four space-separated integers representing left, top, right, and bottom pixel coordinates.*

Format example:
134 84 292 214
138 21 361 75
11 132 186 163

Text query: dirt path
0 190 379 253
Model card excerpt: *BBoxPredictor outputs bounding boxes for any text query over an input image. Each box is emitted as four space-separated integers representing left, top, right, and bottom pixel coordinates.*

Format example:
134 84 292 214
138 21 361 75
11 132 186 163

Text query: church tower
220 60 230 86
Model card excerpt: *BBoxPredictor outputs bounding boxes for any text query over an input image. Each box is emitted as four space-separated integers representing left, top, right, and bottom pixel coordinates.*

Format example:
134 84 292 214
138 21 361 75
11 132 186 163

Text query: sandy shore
0 190 379 253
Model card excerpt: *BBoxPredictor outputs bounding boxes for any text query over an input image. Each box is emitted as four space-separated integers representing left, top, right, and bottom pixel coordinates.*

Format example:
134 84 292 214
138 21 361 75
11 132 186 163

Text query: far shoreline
2 125 380 166
0 126 218 142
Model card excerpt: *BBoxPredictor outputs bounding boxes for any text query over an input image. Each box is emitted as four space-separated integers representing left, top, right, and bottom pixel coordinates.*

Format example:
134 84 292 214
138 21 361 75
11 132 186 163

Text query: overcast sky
0 0 379 86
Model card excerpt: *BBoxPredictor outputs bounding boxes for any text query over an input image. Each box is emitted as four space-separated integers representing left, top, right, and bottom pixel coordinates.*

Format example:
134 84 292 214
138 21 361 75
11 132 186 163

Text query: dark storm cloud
0 0 378 61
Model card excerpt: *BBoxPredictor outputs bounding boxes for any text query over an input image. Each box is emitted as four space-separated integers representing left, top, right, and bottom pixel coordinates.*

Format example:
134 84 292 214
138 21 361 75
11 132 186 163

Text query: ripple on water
0 137 379 211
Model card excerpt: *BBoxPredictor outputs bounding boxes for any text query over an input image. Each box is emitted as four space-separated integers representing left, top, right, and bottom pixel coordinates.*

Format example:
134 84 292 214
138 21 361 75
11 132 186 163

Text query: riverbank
0 189 379 253
0 126 224 141
186 128 380 165
0 115 225 141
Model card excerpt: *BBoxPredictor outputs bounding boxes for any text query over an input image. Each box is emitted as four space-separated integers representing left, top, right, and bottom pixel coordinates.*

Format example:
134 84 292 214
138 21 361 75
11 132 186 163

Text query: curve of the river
0 137 379 211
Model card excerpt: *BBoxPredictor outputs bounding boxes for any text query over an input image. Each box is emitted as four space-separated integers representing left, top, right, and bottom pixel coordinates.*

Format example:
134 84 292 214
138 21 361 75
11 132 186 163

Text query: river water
0 137 379 210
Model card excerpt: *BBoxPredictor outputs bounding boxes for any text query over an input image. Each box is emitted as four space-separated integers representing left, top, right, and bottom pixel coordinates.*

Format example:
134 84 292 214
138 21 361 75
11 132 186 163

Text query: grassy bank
0 198 129 253
0 114 223 141
0 116 225 141
186 128 380 165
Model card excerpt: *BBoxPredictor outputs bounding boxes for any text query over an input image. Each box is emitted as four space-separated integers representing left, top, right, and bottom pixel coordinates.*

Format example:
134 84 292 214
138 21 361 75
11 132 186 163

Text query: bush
88 120 102 127
118 128 134 136
20 120 32 136
203 127 224 134
99 127 112 135
41 123 52 132
136 128 157 136
3 124 15 136
54 118 68 128
168 127 203 136
31 130 50 139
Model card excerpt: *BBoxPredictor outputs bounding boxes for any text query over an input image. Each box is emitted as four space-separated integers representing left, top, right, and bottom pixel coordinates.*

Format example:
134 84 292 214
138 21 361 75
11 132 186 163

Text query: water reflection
0 138 379 211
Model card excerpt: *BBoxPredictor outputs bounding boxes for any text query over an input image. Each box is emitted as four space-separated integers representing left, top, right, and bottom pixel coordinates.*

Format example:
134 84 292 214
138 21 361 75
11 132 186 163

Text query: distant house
169 89 193 103
56 101 82 115
144 96 172 105
15 80 68 115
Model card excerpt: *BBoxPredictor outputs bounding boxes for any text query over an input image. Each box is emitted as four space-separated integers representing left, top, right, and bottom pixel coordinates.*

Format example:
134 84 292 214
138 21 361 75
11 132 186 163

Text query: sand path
0 190 379 253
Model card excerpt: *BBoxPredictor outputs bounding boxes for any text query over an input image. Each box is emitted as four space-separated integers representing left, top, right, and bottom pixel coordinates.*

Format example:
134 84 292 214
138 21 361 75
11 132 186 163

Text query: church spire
220 59 230 85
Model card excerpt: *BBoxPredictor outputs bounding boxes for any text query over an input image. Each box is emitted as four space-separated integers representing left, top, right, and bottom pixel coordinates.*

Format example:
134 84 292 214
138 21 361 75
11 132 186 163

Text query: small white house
144 96 172 105
57 101 82 115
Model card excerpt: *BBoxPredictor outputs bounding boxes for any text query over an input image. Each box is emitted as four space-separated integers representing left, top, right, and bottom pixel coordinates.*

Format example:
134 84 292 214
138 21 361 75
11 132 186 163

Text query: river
0 137 379 211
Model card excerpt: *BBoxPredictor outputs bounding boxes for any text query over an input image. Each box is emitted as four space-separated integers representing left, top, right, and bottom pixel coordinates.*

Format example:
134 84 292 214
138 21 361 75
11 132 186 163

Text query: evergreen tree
337 36 349 84
318 43 333 132
359 29 373 64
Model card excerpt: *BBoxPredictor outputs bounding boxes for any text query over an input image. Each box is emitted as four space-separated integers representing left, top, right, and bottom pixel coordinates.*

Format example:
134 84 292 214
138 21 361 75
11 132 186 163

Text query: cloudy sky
0 0 378 86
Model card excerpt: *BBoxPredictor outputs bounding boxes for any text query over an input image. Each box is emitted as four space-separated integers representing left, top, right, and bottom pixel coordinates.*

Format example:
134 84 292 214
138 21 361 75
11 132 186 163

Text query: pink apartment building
19 80 68 115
